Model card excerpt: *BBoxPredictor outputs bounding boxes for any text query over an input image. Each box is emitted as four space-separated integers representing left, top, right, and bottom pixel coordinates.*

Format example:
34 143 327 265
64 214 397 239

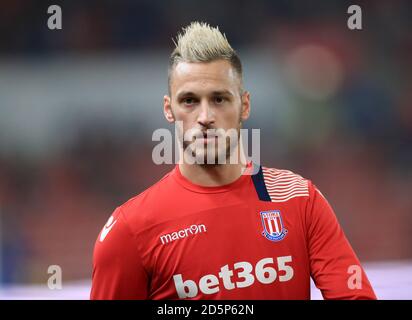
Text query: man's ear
163 95 175 123
240 91 251 121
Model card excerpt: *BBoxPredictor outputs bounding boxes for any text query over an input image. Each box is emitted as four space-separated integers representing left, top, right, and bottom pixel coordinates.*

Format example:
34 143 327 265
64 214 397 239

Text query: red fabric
90 164 376 300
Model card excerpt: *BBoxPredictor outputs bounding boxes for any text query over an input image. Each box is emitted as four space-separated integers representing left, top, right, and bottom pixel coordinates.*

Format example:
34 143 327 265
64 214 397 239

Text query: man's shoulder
116 168 177 230
261 165 309 182
260 165 313 202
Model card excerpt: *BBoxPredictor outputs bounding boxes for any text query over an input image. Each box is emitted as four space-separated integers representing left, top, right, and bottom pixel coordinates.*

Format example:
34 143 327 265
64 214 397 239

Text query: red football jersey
90 163 376 300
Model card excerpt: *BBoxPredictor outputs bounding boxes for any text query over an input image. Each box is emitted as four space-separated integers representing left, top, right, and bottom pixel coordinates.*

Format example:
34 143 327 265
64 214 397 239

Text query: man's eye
214 97 226 104
183 98 196 105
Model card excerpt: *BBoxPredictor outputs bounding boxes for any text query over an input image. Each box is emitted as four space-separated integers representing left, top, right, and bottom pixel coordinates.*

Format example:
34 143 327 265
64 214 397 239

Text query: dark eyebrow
211 90 234 97
176 90 234 100
176 91 198 100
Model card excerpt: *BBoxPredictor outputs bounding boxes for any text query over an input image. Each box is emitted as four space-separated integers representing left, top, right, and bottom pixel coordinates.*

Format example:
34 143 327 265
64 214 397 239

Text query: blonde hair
168 21 243 93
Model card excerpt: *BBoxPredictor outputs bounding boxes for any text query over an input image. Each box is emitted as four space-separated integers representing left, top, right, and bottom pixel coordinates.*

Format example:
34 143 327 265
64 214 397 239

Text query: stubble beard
182 121 242 166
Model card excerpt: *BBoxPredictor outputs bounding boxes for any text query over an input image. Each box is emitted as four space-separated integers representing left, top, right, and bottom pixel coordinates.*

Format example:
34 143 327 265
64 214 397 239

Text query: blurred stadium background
0 0 411 299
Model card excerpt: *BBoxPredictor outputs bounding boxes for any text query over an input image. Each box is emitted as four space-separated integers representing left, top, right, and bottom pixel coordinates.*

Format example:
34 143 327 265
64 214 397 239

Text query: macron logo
160 224 207 245
99 216 117 242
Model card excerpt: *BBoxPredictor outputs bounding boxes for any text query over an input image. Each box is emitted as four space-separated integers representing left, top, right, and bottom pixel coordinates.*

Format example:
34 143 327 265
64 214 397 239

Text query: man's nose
197 100 215 127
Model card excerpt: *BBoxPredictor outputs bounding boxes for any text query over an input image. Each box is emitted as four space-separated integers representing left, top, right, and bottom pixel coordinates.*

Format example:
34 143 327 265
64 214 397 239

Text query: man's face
164 59 250 164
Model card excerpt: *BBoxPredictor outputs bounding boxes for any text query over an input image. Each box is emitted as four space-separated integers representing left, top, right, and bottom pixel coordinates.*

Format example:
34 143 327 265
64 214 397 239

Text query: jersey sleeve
90 207 149 299
306 182 377 300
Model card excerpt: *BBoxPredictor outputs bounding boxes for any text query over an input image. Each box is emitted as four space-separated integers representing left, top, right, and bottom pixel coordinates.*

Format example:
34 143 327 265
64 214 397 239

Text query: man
90 22 376 300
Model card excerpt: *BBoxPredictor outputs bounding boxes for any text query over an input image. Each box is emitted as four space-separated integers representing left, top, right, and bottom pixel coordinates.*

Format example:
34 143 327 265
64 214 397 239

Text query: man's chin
184 147 229 165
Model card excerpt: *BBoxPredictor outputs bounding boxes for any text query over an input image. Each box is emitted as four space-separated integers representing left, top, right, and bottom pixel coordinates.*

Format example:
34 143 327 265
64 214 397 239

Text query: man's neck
179 162 247 187
178 142 249 187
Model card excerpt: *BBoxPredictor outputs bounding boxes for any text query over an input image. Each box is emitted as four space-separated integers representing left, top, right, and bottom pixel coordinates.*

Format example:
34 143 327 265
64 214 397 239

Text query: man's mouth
200 131 219 142
190 130 220 145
